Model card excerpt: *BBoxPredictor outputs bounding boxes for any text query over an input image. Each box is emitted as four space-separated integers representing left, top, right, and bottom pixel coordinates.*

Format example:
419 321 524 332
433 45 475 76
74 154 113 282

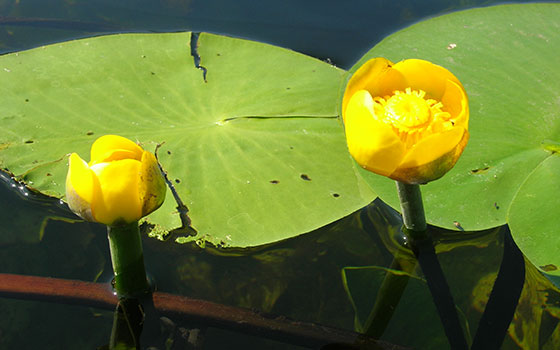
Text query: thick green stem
361 183 428 339
107 222 151 299
395 181 469 350
395 182 427 237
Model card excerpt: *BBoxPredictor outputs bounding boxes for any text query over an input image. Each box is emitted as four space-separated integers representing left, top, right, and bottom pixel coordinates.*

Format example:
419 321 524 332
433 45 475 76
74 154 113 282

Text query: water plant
1 2 560 349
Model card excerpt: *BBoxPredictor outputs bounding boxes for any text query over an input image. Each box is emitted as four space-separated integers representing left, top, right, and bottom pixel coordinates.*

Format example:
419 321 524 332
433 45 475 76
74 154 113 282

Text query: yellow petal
90 135 143 164
441 80 469 128
344 90 405 176
370 67 408 99
139 151 167 217
65 153 98 221
342 58 408 121
391 129 469 184
393 59 464 100
90 159 143 225
398 127 465 169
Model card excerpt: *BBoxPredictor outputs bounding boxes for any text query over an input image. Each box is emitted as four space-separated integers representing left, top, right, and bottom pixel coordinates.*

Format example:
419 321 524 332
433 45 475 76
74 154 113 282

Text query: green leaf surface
347 3 560 234
0 32 376 247
508 156 560 277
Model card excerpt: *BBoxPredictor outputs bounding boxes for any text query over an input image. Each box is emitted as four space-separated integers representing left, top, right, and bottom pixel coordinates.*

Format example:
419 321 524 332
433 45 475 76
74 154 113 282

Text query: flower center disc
384 89 431 131
373 88 451 148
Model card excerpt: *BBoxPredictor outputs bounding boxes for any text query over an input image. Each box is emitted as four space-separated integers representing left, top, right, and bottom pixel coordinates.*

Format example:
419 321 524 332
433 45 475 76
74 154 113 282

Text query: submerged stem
363 255 416 338
394 181 468 350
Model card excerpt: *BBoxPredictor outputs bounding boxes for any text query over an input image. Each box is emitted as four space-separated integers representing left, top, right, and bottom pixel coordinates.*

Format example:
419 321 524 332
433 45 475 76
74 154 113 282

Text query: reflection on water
2 168 560 349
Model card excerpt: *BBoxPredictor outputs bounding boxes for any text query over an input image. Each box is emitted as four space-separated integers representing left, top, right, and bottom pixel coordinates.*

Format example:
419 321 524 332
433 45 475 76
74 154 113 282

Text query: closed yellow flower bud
342 58 469 184
65 135 166 226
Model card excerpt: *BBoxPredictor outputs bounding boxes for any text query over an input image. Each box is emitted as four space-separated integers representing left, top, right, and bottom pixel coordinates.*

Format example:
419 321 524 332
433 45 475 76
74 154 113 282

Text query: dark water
0 0 550 69
1 1 559 349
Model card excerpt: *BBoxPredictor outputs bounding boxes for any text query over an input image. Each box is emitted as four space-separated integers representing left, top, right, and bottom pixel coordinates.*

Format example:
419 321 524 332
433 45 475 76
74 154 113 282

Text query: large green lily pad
345 4 560 272
0 32 376 247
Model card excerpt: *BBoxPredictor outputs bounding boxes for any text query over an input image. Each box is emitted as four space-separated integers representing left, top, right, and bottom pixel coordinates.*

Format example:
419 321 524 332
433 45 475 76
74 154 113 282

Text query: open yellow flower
65 135 166 226
342 58 469 184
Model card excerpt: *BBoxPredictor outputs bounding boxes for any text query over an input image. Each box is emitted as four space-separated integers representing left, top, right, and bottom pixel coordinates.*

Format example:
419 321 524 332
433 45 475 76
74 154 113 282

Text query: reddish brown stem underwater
0 273 407 349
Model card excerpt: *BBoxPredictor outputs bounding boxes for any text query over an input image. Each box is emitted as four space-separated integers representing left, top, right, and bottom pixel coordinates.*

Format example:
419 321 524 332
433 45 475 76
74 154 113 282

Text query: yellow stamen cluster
373 88 453 148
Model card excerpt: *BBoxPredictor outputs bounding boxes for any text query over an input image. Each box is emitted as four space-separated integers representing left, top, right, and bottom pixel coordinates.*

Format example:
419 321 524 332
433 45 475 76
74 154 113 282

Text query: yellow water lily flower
342 57 469 184
65 135 166 225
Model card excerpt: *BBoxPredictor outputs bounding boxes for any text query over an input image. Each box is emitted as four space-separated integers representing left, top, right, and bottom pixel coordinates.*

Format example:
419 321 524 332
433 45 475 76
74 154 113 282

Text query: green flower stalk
362 182 426 338
395 182 468 350
108 222 151 298
396 182 427 239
